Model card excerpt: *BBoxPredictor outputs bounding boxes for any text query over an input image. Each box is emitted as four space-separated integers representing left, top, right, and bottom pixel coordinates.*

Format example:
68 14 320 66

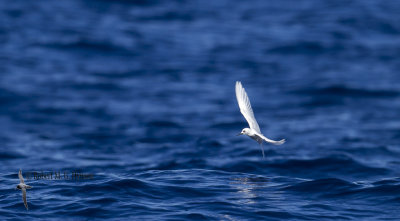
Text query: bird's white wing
19 169 24 184
235 81 261 133
22 188 28 210
258 134 286 145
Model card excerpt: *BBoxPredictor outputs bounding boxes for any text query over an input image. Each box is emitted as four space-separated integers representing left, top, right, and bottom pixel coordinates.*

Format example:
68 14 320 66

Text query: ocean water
1 0 400 220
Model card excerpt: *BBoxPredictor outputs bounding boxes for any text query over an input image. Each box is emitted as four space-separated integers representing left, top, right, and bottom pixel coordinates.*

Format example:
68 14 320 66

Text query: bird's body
235 81 285 157
16 169 32 210
240 128 265 144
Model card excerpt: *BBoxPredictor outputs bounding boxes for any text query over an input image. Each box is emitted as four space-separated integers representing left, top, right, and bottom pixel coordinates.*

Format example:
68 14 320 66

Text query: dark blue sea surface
1 0 400 220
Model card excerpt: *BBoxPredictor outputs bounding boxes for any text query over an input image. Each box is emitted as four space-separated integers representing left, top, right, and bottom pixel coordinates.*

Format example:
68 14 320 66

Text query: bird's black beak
236 133 242 136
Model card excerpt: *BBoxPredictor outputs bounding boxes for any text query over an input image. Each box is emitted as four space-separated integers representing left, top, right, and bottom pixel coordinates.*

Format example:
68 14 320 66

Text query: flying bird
235 81 285 158
16 169 32 210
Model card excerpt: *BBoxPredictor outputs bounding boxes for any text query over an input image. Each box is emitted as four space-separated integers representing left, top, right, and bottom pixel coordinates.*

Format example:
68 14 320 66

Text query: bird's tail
257 141 265 159
26 185 32 189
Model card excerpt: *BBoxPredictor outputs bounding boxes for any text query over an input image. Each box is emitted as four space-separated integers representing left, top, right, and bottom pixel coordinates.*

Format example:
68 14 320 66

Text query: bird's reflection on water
229 176 271 205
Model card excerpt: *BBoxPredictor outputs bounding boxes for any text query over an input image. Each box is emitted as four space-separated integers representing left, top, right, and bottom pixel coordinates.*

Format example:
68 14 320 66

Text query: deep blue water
1 0 400 220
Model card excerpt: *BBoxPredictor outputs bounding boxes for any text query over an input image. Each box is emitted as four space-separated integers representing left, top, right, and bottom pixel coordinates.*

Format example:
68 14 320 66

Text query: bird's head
16 184 21 190
237 128 251 136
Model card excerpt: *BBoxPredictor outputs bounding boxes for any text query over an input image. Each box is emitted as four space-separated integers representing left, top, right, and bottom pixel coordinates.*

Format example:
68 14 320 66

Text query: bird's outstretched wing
258 134 285 145
18 169 24 184
22 188 28 210
235 81 261 133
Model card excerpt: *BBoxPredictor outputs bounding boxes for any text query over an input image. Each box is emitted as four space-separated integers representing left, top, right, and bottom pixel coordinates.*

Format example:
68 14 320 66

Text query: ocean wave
294 85 399 98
